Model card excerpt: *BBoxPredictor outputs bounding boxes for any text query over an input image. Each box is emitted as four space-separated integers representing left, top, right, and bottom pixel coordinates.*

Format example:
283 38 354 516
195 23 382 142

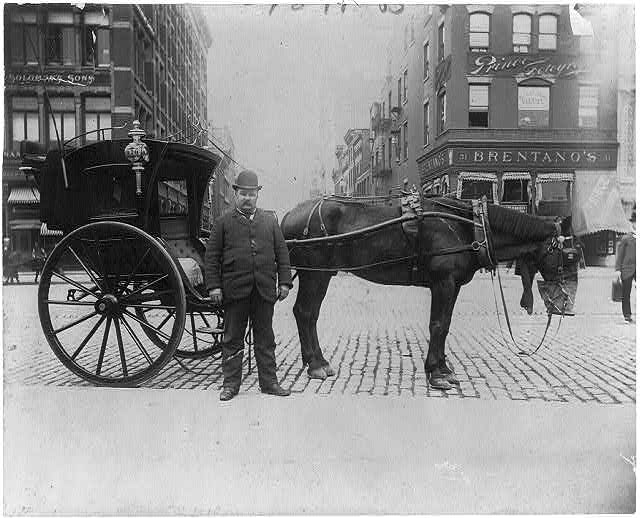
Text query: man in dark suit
205 170 293 401
615 210 636 323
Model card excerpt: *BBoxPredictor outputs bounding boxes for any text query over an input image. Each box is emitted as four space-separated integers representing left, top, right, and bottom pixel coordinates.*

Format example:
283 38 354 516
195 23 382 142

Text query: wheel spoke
198 312 212 327
46 300 96 306
68 245 103 294
120 275 169 302
190 312 198 352
125 303 178 311
72 315 107 360
120 315 153 365
50 270 100 300
156 309 175 331
122 308 172 341
81 239 111 293
113 317 128 377
116 247 152 296
96 316 112 376
54 311 99 335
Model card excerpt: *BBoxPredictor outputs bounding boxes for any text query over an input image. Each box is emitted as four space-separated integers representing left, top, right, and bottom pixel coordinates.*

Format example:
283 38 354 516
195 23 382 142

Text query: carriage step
196 326 224 335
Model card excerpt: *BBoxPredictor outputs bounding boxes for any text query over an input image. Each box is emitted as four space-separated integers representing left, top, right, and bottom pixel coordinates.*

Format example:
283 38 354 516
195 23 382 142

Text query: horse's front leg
293 271 333 379
425 277 457 391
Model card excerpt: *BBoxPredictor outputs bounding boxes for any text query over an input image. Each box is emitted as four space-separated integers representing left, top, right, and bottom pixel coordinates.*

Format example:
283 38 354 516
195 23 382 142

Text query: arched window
441 175 449 195
538 14 558 50
513 13 532 53
469 12 490 52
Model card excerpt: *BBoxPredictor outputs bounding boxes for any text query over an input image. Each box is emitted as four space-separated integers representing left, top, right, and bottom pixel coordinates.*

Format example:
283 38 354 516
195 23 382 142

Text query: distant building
3 4 211 257
206 125 237 225
332 129 371 196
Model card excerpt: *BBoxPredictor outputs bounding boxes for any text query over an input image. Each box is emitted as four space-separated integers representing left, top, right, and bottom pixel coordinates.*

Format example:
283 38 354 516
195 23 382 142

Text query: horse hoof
308 367 328 380
428 373 453 391
323 365 336 377
445 373 460 385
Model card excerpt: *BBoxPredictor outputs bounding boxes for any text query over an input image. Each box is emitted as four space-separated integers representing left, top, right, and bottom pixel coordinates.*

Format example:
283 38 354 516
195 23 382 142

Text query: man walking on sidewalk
205 169 293 401
615 210 636 323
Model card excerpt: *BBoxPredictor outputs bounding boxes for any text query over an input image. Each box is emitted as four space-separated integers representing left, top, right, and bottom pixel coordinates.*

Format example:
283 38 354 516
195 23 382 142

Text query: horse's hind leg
293 271 333 379
425 277 457 390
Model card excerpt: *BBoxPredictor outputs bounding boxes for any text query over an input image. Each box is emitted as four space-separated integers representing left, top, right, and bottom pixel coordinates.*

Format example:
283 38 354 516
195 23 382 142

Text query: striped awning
536 173 575 183
41 222 63 237
7 186 40 204
458 172 498 182
502 172 532 181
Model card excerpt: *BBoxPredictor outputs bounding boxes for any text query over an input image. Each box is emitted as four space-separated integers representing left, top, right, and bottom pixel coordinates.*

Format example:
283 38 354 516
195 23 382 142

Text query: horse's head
518 216 579 315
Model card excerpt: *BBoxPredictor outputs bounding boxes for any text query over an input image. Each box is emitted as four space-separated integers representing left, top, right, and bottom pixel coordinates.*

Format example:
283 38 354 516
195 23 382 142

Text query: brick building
332 129 371 196
415 4 630 265
3 4 211 259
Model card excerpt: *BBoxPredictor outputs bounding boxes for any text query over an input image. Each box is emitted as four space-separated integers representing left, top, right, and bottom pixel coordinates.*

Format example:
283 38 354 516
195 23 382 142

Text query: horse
281 195 576 390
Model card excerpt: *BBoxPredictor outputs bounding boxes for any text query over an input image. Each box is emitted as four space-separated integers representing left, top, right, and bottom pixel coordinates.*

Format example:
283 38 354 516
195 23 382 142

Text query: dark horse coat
281 196 572 390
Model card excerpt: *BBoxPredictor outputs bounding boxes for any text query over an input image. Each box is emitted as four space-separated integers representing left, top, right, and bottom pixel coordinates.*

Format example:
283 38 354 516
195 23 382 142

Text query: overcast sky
205 4 412 215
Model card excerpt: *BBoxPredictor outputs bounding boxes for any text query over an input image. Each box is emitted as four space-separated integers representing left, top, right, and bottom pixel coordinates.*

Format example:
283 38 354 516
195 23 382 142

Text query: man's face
235 188 258 213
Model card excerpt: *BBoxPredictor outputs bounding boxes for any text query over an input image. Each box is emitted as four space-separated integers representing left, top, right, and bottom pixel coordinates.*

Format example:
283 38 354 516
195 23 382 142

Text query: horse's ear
561 216 572 236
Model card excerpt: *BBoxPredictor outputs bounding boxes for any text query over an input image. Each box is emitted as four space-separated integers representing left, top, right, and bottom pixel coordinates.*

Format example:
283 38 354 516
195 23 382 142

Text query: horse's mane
430 197 555 241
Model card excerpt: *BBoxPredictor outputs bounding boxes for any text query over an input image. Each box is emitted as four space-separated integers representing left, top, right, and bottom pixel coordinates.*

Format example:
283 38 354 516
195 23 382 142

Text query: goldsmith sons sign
468 53 579 79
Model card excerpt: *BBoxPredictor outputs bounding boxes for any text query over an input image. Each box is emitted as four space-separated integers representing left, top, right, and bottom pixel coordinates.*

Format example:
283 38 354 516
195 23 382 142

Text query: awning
502 172 531 181
572 170 631 236
7 186 40 204
536 173 575 183
458 172 498 182
9 218 41 230
41 222 63 237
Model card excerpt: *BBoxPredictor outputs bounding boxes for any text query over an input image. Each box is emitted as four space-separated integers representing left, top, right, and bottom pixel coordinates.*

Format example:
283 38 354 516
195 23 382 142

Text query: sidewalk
4 384 635 515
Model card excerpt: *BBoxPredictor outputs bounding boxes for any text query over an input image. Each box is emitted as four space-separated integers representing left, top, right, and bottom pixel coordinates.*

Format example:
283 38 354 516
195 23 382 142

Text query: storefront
419 143 627 264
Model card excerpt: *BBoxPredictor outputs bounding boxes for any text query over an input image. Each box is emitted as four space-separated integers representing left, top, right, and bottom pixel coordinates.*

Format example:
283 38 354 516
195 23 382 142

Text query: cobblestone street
3 268 635 404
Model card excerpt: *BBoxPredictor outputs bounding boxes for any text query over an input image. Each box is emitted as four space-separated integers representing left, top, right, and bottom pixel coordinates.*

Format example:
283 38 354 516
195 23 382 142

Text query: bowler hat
233 170 262 191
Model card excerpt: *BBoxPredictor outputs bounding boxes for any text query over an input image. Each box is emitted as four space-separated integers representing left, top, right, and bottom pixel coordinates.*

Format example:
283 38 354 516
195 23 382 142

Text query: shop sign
421 149 450 173
453 147 616 169
468 53 579 79
518 86 549 127
6 69 111 88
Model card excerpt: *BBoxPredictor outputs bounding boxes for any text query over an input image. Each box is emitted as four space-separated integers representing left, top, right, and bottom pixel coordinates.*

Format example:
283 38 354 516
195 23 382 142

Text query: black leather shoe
261 383 291 397
220 387 239 401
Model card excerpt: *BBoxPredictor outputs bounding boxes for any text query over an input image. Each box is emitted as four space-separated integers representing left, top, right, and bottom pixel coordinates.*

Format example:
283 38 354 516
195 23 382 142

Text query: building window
461 180 494 202
538 14 558 51
85 98 112 141
579 86 599 128
441 175 449 194
423 41 429 79
513 13 532 53
469 12 490 52
403 121 408 161
423 102 429 146
438 23 445 62
502 179 530 203
48 97 76 145
83 26 110 66
388 136 393 166
403 70 408 103
388 91 392 114
397 78 402 108
437 90 446 134
11 97 39 152
46 12 75 65
9 13 38 65
518 86 549 127
468 84 489 128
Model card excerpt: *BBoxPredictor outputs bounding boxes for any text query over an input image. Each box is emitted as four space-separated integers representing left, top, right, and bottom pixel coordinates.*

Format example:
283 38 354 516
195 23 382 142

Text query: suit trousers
622 274 635 319
221 286 278 390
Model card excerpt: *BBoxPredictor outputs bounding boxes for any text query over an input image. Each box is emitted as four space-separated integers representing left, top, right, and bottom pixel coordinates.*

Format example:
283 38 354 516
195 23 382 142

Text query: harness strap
302 199 328 238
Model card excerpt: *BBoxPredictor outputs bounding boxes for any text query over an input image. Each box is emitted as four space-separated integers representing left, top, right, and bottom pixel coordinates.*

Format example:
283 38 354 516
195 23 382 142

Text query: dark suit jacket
615 232 636 280
205 208 293 304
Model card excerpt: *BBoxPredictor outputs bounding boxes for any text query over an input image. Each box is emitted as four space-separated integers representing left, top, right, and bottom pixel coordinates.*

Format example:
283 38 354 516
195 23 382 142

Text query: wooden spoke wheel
38 222 186 387
134 305 224 359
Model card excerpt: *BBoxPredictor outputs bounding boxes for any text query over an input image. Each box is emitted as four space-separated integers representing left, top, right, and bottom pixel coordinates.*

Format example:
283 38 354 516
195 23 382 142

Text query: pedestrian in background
615 210 636 323
205 169 293 401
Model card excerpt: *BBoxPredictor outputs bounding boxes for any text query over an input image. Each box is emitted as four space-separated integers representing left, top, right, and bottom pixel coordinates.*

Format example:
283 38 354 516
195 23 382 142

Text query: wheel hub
95 294 120 315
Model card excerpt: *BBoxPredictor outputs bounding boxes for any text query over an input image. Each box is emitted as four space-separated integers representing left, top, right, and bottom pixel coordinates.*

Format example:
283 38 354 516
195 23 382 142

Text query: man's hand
209 288 223 305
278 285 289 301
